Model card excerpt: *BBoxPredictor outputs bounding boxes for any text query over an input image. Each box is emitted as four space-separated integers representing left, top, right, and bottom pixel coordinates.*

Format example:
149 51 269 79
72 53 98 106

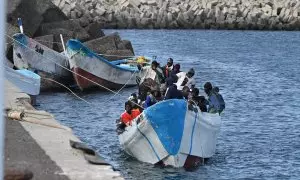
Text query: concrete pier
4 80 123 180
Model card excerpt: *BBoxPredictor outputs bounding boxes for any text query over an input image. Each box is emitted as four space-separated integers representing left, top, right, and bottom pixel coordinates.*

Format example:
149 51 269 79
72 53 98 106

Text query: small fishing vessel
66 39 150 91
5 66 41 95
118 99 221 169
12 33 73 91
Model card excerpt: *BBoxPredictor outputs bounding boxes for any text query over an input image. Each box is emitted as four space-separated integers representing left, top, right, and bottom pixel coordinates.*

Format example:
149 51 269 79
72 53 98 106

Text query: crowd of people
118 58 225 128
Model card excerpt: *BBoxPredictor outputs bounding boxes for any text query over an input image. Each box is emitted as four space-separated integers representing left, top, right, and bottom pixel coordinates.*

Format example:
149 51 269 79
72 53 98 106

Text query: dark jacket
164 84 183 100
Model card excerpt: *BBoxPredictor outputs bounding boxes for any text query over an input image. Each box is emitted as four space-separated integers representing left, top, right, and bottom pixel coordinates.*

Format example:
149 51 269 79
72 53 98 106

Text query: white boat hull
5 67 40 95
12 33 73 90
118 99 221 168
67 39 137 90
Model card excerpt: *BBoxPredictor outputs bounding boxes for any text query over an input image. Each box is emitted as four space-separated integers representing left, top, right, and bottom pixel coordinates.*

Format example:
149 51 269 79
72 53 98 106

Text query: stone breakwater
52 0 300 30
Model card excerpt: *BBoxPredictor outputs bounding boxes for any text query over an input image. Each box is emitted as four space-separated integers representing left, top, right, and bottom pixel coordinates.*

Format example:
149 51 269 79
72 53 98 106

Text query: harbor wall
52 0 300 30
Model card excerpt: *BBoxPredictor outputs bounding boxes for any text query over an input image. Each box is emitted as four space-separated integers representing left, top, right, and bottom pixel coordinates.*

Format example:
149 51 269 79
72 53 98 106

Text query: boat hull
118 99 221 168
67 39 137 91
5 67 40 95
12 33 73 91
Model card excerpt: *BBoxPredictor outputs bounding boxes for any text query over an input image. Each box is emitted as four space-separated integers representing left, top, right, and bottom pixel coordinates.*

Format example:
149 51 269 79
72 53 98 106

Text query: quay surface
4 80 123 180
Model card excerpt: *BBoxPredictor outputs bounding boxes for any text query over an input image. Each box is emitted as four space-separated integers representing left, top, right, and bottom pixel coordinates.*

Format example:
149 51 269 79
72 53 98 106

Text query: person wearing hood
175 68 196 91
162 58 174 78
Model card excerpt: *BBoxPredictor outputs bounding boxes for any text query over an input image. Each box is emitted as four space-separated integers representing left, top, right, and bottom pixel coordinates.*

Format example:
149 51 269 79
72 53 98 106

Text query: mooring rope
41 77 92 105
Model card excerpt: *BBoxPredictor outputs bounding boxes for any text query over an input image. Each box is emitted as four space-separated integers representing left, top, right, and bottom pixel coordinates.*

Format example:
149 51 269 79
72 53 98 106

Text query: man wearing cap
175 68 196 91
162 58 174 78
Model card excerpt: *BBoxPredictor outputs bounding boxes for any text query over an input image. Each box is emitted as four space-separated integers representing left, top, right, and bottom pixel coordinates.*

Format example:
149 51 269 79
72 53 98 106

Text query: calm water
37 30 300 179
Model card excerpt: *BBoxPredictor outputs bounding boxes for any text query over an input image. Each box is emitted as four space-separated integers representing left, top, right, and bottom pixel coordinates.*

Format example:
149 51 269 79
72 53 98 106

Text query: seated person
144 88 158 108
182 86 190 100
164 78 183 100
128 93 142 115
187 88 207 112
121 101 141 126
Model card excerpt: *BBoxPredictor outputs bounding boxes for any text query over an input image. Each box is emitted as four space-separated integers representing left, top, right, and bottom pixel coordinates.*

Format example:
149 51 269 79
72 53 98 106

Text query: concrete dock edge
4 80 123 180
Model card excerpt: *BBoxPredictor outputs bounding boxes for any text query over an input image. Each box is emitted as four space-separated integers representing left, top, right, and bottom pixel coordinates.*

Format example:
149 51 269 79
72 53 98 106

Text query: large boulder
103 49 134 61
48 28 75 52
117 40 135 55
85 22 105 40
34 34 54 49
35 19 90 42
7 0 68 37
83 33 121 54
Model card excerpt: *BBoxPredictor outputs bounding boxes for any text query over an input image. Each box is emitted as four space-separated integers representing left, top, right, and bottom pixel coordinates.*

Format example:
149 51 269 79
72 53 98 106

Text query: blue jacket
208 92 225 113
144 94 156 108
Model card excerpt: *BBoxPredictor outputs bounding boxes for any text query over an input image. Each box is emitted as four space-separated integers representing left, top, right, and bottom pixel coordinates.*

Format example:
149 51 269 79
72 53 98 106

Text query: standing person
138 60 165 86
175 68 196 90
204 82 225 114
172 64 181 75
213 86 225 113
162 58 174 78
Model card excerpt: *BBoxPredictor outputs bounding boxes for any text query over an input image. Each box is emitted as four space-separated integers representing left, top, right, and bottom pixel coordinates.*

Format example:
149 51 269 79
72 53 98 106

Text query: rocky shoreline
52 0 300 30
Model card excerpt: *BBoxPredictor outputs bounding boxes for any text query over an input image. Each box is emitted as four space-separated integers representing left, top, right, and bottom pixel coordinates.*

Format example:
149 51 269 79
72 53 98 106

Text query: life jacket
132 108 141 119
121 111 134 125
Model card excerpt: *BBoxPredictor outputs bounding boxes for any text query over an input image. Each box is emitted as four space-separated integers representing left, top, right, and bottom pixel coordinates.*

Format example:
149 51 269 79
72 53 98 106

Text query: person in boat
204 82 225 114
175 68 196 91
121 101 141 126
172 63 181 75
188 88 208 112
162 58 174 78
213 86 225 113
164 78 183 100
138 60 165 86
128 93 143 112
144 87 160 108
182 86 191 100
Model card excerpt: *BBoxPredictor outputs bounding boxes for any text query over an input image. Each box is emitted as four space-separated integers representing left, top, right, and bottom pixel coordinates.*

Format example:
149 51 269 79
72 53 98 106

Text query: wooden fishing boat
117 99 221 169
5 66 41 95
66 39 149 91
12 33 73 91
